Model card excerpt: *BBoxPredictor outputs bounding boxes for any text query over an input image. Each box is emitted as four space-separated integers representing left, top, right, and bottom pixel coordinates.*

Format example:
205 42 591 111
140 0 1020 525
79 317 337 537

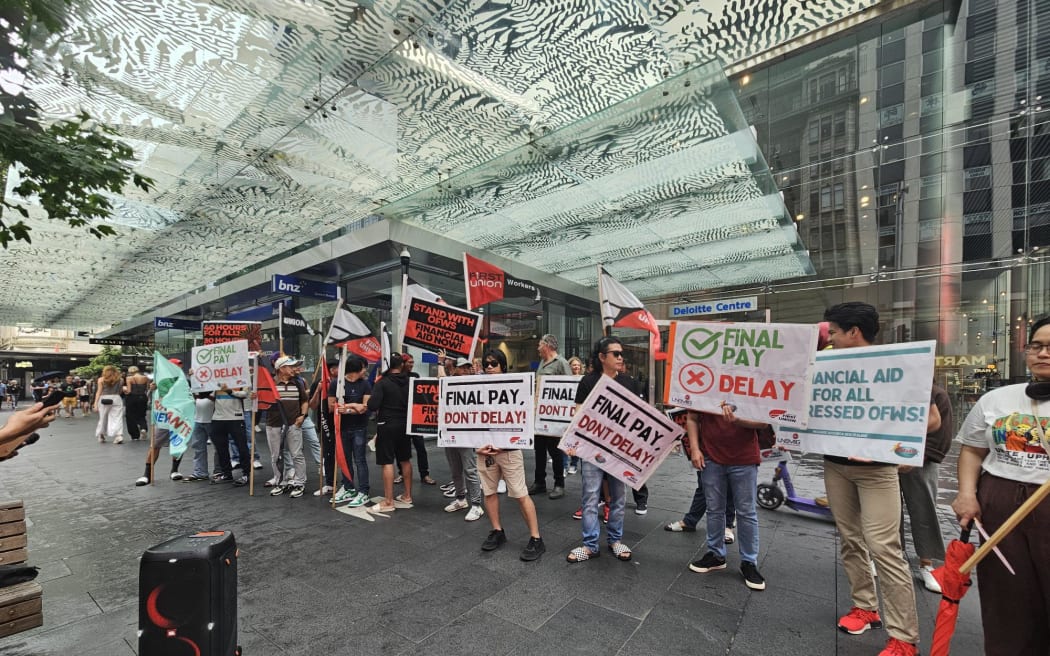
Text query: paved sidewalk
0 414 983 655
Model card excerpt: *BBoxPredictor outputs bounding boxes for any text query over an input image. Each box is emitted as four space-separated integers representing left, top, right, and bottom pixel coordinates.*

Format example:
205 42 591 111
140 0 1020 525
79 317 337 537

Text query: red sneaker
836 607 883 635
572 507 582 520
878 638 917 656
602 505 610 524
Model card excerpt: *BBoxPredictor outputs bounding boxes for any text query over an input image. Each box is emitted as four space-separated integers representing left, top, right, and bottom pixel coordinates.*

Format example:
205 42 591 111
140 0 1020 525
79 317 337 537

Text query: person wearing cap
401 353 437 486
530 334 571 500
266 356 310 498
436 350 485 522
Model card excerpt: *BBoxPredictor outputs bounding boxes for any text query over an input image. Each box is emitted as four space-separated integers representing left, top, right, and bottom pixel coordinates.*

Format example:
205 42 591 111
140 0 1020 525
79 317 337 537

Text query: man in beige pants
822 302 939 656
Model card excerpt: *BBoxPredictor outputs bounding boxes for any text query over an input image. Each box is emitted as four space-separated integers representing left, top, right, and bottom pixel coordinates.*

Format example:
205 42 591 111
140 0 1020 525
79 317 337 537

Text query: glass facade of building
647 0 1050 409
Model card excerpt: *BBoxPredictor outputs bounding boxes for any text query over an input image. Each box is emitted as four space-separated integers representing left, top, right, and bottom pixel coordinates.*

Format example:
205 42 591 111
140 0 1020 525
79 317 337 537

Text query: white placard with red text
535 375 582 437
559 375 683 490
438 373 534 449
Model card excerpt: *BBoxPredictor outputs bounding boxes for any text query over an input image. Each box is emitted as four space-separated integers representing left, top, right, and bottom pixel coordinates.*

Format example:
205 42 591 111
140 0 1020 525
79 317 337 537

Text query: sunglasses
602 350 625 358
484 361 500 367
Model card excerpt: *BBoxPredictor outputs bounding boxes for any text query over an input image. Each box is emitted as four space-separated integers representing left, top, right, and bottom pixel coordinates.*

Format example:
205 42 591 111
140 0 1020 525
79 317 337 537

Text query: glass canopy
1 0 878 328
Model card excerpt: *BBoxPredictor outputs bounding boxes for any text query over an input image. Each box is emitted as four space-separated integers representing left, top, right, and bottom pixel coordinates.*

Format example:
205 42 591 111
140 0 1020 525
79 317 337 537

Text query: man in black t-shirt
328 355 372 507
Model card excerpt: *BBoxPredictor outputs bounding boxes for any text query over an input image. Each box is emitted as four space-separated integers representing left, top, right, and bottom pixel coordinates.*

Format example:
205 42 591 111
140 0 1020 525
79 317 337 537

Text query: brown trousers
977 472 1050 656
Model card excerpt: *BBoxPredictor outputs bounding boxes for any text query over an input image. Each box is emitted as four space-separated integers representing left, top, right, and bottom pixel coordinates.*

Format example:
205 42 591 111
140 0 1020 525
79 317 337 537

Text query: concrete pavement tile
411 607 534 656
729 586 837 655
512 598 640 655
618 593 738 655
482 563 578 630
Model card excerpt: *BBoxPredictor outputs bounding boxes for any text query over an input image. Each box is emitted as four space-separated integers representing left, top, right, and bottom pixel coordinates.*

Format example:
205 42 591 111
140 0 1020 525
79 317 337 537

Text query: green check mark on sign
683 328 722 360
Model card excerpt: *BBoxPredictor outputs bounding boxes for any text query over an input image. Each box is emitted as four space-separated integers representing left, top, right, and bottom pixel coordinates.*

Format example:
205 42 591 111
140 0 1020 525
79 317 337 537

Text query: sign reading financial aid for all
775 341 936 465
665 321 818 428
535 375 581 437
560 375 683 490
400 295 481 360
190 340 250 392
407 377 439 436
438 373 534 449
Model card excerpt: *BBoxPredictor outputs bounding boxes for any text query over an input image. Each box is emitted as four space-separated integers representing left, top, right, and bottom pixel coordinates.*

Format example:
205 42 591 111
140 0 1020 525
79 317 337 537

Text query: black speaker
139 531 240 656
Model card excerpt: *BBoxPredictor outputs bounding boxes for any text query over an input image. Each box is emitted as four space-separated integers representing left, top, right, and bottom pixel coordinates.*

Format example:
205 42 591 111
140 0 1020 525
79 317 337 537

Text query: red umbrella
929 525 975 656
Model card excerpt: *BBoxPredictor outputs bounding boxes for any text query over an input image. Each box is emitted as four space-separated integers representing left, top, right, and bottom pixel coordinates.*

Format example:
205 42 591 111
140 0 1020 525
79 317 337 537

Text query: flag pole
596 264 610 338
398 248 410 352
249 356 258 496
331 344 349 508
316 327 325 496
278 302 284 356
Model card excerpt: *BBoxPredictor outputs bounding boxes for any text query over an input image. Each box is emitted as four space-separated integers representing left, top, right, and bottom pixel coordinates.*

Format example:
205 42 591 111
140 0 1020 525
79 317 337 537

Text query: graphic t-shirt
61 382 78 398
957 383 1050 484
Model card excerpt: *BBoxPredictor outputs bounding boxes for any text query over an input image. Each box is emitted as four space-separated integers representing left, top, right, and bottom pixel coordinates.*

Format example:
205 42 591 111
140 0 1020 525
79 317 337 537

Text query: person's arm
0 403 58 459
951 444 988 526
720 403 767 430
295 382 308 426
685 410 705 470
926 401 941 434
308 383 322 410
366 381 383 412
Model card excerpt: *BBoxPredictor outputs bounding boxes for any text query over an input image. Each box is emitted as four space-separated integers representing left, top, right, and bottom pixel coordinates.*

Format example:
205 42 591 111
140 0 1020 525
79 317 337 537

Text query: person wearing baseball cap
265 355 309 498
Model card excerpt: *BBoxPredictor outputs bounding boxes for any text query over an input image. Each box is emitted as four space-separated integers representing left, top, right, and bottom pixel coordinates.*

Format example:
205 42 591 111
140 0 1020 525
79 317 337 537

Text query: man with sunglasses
566 336 641 563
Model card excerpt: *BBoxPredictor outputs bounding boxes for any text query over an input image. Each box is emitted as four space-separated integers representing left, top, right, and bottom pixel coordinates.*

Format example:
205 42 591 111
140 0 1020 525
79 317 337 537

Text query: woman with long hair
94 365 127 444
125 366 150 440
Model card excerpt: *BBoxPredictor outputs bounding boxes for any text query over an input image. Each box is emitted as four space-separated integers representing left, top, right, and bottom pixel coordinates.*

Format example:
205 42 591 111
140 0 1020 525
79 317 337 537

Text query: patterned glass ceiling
1 0 877 328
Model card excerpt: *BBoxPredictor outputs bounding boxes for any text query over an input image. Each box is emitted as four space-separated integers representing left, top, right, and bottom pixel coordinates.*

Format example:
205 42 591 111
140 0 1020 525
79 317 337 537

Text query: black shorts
375 422 411 466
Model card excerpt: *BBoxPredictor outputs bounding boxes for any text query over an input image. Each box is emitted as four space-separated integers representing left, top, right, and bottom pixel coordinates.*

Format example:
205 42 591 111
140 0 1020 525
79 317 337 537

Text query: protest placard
664 320 818 428
407 377 439 436
775 341 936 465
190 340 250 392
559 375 683 490
399 296 481 359
438 373 534 449
535 375 581 437
202 321 262 352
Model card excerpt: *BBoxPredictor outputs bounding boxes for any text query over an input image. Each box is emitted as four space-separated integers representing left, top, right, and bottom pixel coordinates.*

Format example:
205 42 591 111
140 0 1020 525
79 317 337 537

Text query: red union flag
598 266 664 359
324 304 382 362
463 253 541 310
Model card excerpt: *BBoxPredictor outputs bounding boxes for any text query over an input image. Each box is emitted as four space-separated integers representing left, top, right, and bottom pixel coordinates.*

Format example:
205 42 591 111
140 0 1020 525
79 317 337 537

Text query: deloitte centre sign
671 296 759 318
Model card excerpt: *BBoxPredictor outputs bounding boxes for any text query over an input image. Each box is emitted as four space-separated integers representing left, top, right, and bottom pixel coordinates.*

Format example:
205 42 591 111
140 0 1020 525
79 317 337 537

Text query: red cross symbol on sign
679 363 715 394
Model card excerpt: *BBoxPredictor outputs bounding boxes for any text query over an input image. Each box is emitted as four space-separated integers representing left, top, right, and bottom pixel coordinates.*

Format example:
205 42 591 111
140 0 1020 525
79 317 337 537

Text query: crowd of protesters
3 303 1045 656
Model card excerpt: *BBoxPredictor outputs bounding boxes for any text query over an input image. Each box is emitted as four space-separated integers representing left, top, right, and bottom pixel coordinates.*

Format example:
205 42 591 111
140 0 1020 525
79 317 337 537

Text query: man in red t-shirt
685 404 769 591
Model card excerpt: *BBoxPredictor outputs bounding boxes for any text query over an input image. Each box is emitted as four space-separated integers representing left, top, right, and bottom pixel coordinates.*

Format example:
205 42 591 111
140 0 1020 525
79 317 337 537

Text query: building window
921 174 942 199
967 32 996 62
880 104 904 127
964 166 992 190
919 219 941 241
834 183 845 209
834 111 846 136
810 191 820 216
809 121 819 143
921 94 943 116
964 212 993 236
821 186 832 212
880 62 905 88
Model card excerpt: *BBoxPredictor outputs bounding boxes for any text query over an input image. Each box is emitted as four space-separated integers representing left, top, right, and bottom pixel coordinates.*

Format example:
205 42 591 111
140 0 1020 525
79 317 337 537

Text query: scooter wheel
757 483 784 510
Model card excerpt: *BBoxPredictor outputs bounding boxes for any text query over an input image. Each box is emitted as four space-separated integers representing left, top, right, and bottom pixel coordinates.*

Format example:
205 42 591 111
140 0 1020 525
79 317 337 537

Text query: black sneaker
232 475 248 487
688 552 727 573
527 484 546 496
741 562 766 590
211 473 233 484
481 529 507 551
635 502 648 515
520 537 546 562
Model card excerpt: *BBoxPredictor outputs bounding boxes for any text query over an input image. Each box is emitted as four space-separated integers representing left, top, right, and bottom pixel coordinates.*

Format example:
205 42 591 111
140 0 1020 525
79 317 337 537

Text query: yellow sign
14 361 32 368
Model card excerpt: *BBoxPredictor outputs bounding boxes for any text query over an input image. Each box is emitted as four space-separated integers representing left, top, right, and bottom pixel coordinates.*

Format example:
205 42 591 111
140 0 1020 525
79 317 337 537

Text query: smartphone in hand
42 390 65 408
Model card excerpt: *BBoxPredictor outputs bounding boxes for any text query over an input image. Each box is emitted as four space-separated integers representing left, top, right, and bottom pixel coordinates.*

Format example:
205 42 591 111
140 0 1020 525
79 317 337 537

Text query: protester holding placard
436 353 484 521
566 336 639 563
952 316 1050 656
531 334 571 500
402 353 437 486
685 406 767 591
475 350 545 561
366 354 414 514
821 303 924 656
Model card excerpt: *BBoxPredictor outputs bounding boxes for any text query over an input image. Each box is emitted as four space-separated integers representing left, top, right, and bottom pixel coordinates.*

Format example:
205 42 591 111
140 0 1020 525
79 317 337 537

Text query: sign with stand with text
399 295 481 359
407 377 439 436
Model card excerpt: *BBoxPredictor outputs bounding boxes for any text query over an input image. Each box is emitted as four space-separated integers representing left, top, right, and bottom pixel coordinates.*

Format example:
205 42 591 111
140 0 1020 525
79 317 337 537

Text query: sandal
422 476 436 485
566 546 599 563
394 494 414 509
609 542 633 561
369 504 395 514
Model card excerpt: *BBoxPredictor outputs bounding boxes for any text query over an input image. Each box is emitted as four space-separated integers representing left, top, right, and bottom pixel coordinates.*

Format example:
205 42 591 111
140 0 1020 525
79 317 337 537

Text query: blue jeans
341 427 369 495
189 423 212 477
581 462 626 553
683 469 736 529
302 416 321 464
702 462 759 563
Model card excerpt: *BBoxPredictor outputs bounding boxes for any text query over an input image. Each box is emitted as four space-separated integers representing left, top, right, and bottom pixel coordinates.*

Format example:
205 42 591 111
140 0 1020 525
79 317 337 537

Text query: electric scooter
756 450 834 519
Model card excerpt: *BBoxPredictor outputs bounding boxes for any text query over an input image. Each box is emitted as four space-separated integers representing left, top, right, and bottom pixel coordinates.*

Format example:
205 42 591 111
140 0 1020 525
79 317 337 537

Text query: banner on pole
190 340 250 392
559 375 683 490
775 341 936 465
203 321 262 352
664 321 818 428
438 373 534 448
407 377 439 436
535 375 581 437
400 295 481 359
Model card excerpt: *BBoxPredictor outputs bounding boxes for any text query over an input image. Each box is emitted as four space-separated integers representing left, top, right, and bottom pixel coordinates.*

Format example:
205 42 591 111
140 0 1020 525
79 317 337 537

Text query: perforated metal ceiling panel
2 0 877 327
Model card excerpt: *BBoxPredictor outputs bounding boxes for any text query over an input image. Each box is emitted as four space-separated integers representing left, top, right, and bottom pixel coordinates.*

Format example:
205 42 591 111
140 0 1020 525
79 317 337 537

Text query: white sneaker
314 486 334 497
170 472 183 481
254 425 263 433
113 436 124 445
253 461 263 470
134 476 149 486
920 565 942 593
497 479 507 494
444 498 469 513
724 528 735 545
568 465 577 475
464 505 485 522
